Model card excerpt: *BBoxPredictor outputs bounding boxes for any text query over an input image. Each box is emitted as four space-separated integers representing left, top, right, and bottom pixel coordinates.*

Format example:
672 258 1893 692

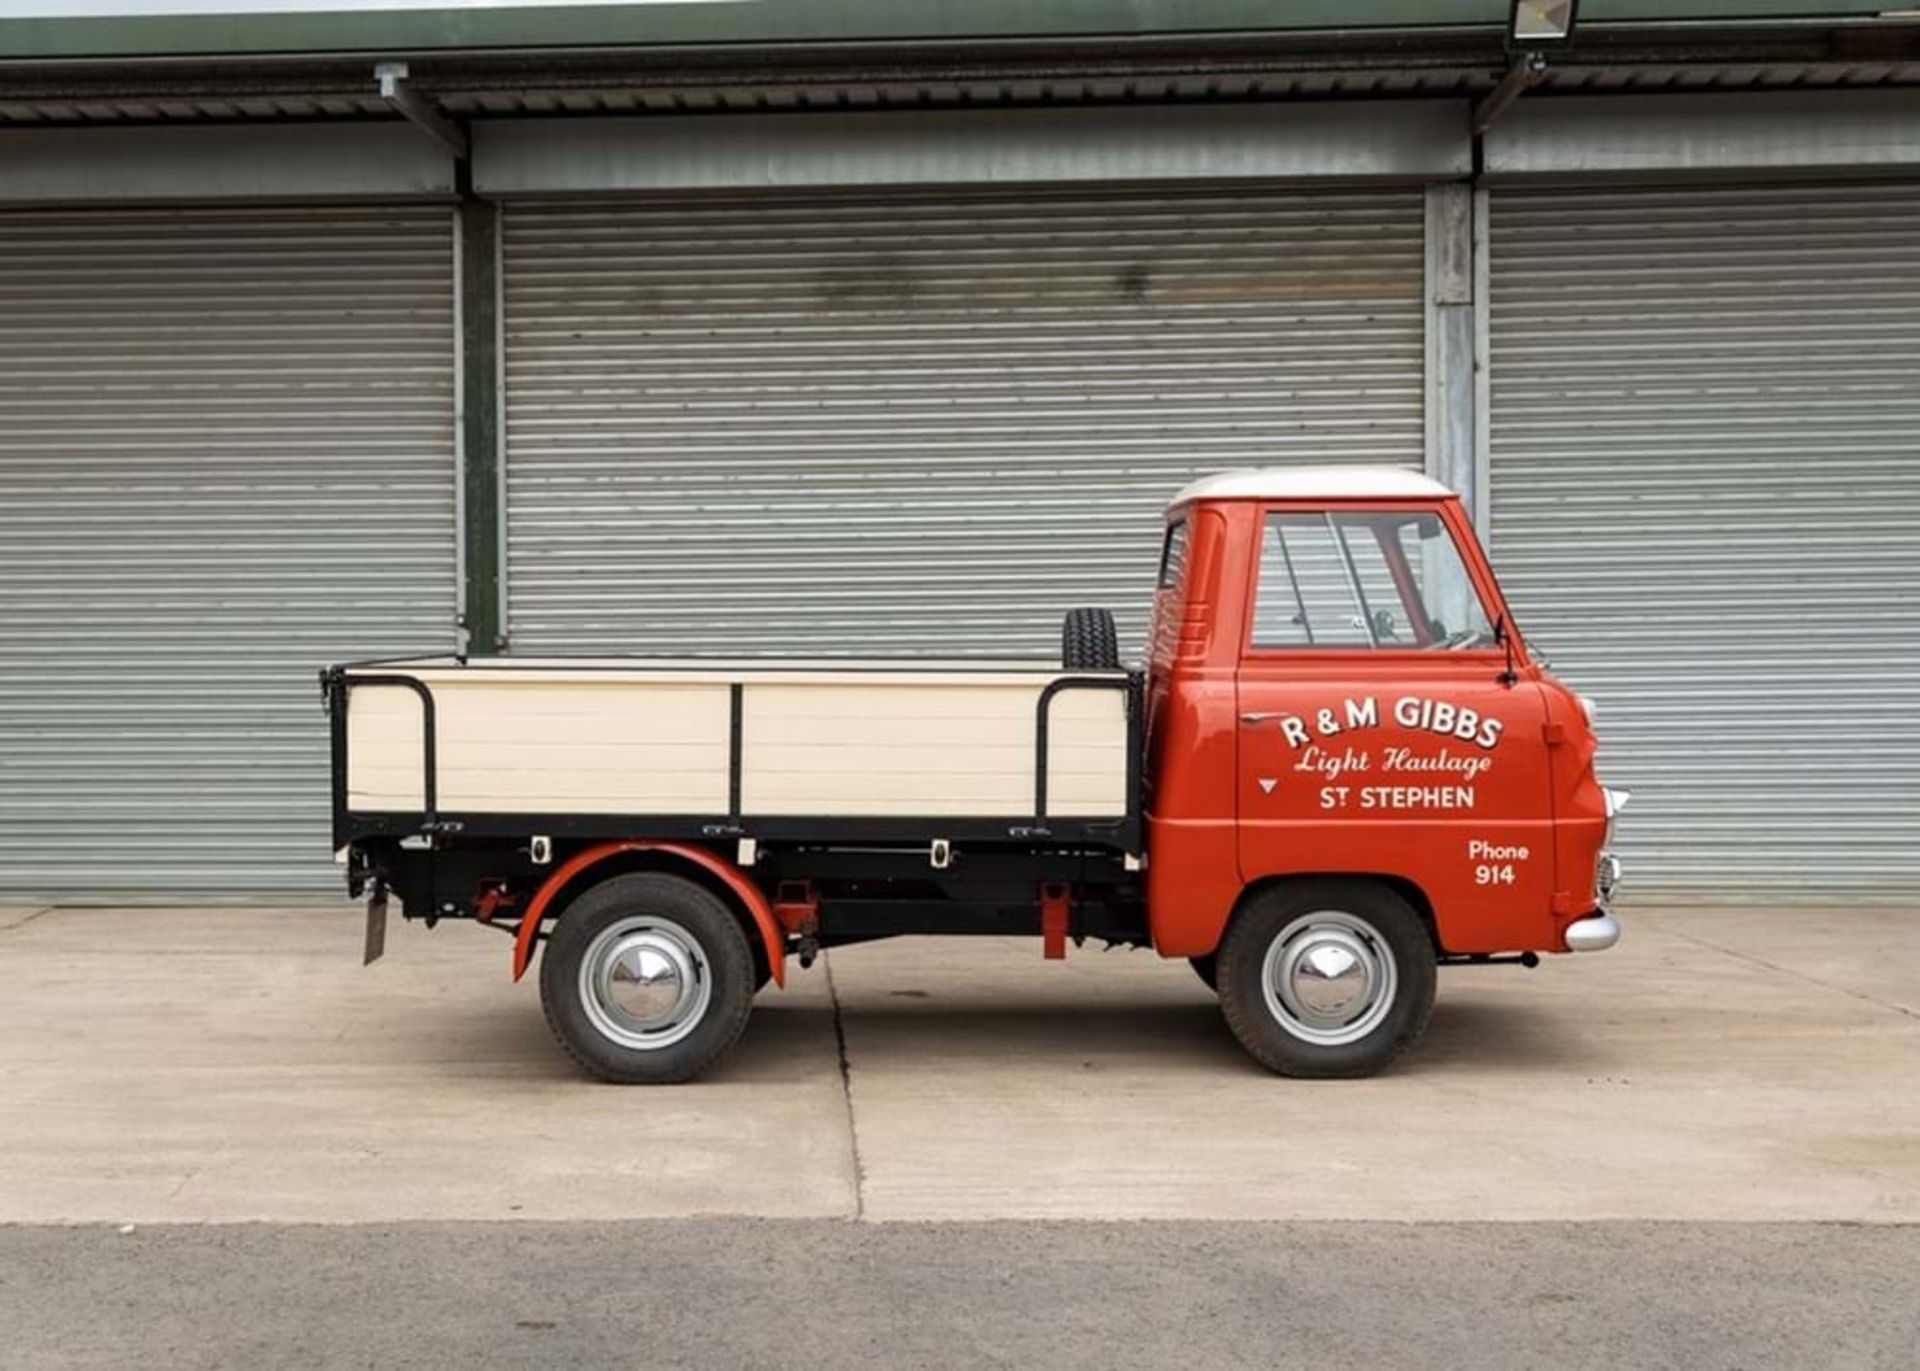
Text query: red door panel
1232 505 1560 953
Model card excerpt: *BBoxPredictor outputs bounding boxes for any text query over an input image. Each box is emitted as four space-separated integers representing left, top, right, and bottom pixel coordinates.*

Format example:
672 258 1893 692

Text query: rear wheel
539 872 755 1084
1216 880 1435 1079
1061 607 1120 671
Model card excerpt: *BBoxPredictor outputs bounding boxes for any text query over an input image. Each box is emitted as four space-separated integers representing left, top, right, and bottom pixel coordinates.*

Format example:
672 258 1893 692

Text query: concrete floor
1 900 1915 1226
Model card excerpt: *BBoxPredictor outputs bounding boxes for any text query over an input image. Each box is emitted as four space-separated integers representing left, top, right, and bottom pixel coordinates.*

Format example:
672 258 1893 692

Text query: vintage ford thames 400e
323 467 1624 1082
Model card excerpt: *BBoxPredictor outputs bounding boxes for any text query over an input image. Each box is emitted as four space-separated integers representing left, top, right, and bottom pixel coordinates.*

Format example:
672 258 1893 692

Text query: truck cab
1137 467 1621 1073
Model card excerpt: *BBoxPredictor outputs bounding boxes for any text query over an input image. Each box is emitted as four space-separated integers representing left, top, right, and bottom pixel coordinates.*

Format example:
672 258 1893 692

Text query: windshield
1252 511 1496 650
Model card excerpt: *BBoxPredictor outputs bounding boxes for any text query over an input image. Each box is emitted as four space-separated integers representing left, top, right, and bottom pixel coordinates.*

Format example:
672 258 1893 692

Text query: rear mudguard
510 840 786 987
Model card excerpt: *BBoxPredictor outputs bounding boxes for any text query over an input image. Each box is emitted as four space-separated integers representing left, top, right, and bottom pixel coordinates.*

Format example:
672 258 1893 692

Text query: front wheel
539 872 756 1084
1216 880 1435 1079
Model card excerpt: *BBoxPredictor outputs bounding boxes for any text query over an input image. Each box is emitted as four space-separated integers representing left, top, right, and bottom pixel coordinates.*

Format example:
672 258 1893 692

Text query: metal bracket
1040 883 1071 960
375 61 469 161
1472 51 1548 136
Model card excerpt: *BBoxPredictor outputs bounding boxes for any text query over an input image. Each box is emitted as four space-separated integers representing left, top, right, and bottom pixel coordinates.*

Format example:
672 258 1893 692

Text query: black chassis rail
373 838 1147 946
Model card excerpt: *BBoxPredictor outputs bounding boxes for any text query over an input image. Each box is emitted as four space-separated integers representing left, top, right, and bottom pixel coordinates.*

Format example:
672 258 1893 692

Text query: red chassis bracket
1040 883 1070 960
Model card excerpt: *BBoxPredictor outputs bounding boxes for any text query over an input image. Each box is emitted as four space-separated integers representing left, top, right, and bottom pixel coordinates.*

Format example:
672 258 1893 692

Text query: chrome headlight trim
1601 786 1630 846
1596 852 1622 906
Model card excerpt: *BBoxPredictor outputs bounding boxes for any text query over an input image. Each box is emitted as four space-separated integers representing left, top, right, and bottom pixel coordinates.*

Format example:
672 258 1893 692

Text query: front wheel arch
1224 872 1442 958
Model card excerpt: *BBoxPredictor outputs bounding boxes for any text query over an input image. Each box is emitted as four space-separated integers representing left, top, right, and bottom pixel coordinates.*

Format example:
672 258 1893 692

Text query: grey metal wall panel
0 205 458 892
501 185 1426 656
476 104 1471 195
0 124 456 204
1484 91 1920 180
1488 181 1920 899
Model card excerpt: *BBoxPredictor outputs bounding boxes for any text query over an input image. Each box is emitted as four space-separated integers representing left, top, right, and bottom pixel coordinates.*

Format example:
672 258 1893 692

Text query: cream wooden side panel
1045 691 1130 816
345 666 1128 820
347 678 731 814
345 685 428 811
439 680 730 813
740 681 1127 818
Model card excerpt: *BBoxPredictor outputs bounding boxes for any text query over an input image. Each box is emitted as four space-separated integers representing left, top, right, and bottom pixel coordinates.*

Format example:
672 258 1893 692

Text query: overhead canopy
2 10 1916 129
0 2 1897 62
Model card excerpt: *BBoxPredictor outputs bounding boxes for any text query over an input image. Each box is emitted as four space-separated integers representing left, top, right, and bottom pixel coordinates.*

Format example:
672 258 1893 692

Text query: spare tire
1061 607 1121 671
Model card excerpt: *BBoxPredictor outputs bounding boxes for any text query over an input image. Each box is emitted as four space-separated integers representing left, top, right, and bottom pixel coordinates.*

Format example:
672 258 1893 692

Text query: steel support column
1424 181 1481 529
457 195 504 653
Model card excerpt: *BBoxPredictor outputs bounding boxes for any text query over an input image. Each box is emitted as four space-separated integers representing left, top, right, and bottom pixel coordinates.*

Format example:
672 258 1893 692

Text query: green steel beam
0 1 1897 62
458 194 503 656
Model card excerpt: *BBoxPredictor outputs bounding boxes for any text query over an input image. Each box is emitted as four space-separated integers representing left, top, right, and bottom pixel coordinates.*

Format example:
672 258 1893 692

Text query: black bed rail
1027 672 1143 839
323 666 442 843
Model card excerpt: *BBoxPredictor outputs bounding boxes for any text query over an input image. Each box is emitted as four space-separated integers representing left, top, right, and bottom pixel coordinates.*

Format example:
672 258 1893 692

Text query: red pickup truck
324 466 1623 1083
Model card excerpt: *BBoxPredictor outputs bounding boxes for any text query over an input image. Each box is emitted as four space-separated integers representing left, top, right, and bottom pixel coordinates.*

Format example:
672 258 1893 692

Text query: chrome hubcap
1262 911 1396 1046
1293 942 1368 1016
579 916 711 1051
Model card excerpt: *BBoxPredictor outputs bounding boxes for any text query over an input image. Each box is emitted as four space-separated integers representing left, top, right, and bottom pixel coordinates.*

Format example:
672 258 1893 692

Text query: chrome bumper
1565 847 1624 952
1564 912 1621 953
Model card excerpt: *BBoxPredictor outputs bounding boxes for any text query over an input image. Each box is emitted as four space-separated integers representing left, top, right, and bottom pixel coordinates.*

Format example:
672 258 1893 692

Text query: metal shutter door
0 206 458 893
1489 181 1920 899
502 185 1424 656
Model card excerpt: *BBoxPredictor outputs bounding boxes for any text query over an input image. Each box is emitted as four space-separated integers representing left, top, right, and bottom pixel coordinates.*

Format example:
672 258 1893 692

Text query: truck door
1233 503 1559 951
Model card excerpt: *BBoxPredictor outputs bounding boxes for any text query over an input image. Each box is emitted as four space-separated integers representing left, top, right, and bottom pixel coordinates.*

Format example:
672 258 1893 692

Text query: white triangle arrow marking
1257 777 1278 794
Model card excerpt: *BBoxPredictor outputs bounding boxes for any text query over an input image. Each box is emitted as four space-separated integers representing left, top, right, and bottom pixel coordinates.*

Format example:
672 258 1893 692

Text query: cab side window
1252 515 1373 647
1251 511 1495 650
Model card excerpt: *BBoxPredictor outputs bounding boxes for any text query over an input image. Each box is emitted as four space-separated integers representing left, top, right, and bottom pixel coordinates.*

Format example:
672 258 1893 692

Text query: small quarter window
1252 511 1494 650
1158 519 1190 590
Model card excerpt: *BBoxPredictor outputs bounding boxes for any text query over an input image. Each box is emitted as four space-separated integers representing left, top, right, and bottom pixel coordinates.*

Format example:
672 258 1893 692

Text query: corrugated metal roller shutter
502 185 1425 656
1489 181 1920 900
0 206 458 893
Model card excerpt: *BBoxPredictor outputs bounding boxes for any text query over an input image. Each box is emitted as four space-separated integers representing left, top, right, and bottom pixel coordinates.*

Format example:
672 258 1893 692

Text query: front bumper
1564 849 1623 952
1564 911 1621 952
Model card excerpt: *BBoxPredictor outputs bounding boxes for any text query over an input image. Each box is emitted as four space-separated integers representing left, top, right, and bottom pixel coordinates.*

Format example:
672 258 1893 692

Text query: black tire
1216 879 1436 1079
1188 954 1219 992
538 872 755 1084
1061 607 1121 671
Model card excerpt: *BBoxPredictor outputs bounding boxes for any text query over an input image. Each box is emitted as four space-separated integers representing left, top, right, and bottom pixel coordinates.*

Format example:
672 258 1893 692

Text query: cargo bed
324 656 1141 851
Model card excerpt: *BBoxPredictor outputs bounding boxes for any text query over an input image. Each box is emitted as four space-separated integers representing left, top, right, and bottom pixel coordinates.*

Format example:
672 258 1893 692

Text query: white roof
1171 465 1456 505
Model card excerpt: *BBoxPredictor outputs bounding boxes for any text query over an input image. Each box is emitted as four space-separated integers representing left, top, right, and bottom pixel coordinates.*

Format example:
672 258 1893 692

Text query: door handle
1240 712 1285 725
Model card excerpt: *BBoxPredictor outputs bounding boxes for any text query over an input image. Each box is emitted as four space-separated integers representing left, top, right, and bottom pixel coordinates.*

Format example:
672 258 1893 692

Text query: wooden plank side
741 680 1127 818
345 685 427 811
348 677 730 814
345 668 1127 821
